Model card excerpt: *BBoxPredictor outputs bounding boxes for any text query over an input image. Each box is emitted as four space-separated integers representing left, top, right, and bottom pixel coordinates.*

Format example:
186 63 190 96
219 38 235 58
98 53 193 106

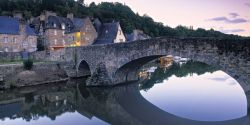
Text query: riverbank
0 62 68 89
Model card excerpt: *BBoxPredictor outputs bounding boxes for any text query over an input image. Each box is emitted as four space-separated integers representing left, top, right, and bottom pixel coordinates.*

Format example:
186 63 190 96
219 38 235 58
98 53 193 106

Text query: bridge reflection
0 79 249 125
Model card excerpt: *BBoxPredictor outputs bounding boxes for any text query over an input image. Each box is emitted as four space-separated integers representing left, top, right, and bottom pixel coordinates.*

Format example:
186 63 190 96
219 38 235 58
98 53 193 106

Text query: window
29 38 36 47
53 23 57 28
54 39 57 45
54 30 57 35
4 37 8 43
63 39 65 46
62 24 65 30
105 30 108 34
119 30 122 35
4 47 8 52
23 41 28 48
86 37 90 41
29 38 33 43
13 37 17 43
62 31 65 36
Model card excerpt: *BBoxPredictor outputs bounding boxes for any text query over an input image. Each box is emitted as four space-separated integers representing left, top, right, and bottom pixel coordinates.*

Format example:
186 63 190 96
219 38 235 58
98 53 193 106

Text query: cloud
245 3 250 7
229 13 239 18
220 29 245 34
209 17 248 24
208 13 249 24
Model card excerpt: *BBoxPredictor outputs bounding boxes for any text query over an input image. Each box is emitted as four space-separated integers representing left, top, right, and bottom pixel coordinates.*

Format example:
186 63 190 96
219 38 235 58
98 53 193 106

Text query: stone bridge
63 37 250 91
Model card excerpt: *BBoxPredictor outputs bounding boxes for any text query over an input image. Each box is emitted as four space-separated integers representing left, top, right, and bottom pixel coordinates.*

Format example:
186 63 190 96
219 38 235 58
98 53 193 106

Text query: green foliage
23 59 34 70
0 0 244 38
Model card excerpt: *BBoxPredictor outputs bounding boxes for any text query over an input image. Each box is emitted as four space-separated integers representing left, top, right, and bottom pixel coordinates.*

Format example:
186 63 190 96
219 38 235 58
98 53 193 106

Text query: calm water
0 61 249 125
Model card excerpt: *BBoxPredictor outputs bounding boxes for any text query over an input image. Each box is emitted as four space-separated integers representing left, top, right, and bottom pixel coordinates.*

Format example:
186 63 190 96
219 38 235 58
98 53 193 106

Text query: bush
23 59 34 70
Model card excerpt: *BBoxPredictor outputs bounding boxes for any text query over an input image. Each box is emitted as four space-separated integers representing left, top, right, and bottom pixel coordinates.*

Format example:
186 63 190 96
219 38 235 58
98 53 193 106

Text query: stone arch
77 59 91 77
114 55 165 84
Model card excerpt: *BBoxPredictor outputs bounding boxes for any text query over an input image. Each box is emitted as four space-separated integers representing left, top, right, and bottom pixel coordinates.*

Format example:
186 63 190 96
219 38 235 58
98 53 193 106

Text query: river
0 60 249 125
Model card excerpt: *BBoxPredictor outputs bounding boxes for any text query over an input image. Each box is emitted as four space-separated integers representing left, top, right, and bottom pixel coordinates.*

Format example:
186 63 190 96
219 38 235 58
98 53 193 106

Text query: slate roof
0 16 37 36
25 24 37 36
93 22 119 45
45 16 91 34
46 16 74 33
0 16 19 35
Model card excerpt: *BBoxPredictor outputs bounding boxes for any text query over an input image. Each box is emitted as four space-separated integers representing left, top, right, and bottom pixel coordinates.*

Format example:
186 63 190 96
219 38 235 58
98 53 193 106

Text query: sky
85 0 250 36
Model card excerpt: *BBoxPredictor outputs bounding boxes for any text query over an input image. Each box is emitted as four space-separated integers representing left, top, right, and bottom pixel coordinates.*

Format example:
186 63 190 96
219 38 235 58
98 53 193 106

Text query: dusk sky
85 0 250 36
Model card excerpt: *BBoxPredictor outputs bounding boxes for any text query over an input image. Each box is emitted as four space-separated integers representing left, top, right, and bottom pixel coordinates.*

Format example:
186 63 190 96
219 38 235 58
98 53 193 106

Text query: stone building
32 11 98 51
93 19 126 45
0 15 37 52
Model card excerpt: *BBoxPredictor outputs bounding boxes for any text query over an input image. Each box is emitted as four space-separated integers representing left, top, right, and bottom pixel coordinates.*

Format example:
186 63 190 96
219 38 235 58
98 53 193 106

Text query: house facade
93 19 126 45
0 15 37 52
32 11 98 50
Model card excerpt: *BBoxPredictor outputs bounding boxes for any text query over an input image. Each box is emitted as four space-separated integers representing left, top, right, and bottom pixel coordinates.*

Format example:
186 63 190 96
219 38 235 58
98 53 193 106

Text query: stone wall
0 52 22 62
0 62 68 89
0 49 66 62
0 30 37 52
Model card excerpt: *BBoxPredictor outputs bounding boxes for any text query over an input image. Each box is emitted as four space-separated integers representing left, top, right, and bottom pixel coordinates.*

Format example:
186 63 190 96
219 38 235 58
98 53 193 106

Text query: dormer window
62 24 65 30
53 23 57 28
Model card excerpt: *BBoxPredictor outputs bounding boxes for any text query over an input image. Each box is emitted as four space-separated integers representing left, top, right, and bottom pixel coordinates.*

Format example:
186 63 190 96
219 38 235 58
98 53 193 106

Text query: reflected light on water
140 70 247 121
0 112 108 125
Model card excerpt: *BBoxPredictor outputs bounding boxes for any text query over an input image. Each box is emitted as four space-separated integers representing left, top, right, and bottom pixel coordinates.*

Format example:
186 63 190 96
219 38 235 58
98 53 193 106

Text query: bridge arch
77 59 92 77
114 55 164 83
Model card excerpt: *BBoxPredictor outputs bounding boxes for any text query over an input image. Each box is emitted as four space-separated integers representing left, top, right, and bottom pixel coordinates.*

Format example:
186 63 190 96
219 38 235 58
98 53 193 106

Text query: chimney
44 11 57 20
40 14 45 21
67 13 74 20
19 20 26 35
13 12 23 20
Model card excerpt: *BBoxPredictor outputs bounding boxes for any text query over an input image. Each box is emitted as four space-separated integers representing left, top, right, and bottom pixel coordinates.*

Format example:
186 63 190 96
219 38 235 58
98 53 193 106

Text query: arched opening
78 60 91 77
114 54 249 115
114 55 164 84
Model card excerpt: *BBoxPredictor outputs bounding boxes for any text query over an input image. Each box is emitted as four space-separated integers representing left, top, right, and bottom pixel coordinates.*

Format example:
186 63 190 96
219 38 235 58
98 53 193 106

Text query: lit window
53 23 57 28
105 30 108 34
4 37 8 43
62 31 65 36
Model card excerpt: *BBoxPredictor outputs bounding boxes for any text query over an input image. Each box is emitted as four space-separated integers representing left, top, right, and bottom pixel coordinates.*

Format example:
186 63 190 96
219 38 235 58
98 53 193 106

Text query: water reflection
139 60 247 121
0 61 249 125
139 61 218 91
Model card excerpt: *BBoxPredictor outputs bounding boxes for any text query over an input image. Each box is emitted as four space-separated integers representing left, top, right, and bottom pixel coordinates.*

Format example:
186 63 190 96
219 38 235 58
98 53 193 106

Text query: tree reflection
139 61 218 91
